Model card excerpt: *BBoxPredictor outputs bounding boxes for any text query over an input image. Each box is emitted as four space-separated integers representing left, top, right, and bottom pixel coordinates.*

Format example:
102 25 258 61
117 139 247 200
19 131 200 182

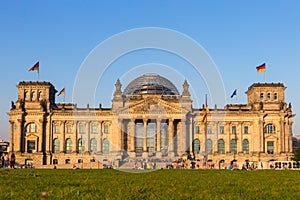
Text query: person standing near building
10 153 16 168
0 153 4 168
4 153 9 168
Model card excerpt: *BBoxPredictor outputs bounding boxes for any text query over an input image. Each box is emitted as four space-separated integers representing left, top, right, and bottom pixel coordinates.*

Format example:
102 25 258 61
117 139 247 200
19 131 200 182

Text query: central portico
112 74 192 159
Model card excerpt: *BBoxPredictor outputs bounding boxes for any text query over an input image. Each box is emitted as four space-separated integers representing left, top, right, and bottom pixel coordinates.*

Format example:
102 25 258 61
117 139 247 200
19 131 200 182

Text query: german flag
256 63 266 72
28 61 39 71
57 88 65 96
202 95 209 122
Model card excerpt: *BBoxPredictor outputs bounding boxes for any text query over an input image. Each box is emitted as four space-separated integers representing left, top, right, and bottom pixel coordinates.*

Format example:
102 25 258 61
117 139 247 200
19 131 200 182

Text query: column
279 119 284 153
120 119 124 151
288 120 293 153
181 119 187 155
46 115 52 153
98 120 103 153
285 119 290 153
143 119 147 152
168 119 174 152
74 121 79 153
212 122 218 154
156 119 161 151
225 122 230 153
9 121 14 152
118 119 123 152
259 119 263 152
237 122 242 153
87 121 91 153
128 119 135 152
38 119 43 152
62 121 66 152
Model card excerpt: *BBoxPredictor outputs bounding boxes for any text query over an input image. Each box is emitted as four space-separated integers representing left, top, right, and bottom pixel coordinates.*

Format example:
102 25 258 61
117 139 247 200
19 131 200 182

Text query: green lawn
0 169 299 199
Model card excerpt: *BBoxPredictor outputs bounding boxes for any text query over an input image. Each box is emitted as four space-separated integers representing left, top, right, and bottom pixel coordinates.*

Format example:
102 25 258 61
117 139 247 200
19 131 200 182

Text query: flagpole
205 94 208 169
235 90 238 103
264 71 266 84
37 69 40 81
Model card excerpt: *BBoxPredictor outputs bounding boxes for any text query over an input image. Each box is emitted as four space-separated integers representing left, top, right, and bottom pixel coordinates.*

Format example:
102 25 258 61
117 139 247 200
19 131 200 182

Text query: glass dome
123 74 179 95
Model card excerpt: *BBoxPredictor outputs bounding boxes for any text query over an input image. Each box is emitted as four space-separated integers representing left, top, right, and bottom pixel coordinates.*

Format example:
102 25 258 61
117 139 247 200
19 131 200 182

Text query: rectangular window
195 125 200 134
104 125 109 133
232 126 236 134
53 125 59 133
219 126 224 134
267 141 274 154
66 125 72 134
244 126 249 134
79 124 85 134
207 126 212 134
27 140 36 153
91 125 97 133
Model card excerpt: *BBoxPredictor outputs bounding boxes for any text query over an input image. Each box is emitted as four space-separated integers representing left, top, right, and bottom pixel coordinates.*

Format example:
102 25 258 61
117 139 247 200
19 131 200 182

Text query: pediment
265 134 277 140
118 97 187 115
25 133 39 139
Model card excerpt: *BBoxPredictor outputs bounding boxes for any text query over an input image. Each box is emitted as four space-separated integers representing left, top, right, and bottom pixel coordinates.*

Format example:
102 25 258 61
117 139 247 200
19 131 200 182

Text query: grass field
0 169 299 199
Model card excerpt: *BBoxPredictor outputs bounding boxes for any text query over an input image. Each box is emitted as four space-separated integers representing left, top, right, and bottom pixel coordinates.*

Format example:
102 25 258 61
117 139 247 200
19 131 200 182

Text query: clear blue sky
0 1 299 140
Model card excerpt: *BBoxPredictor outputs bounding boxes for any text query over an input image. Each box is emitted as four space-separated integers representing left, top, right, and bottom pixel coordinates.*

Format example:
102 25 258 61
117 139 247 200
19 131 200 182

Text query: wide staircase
118 159 171 170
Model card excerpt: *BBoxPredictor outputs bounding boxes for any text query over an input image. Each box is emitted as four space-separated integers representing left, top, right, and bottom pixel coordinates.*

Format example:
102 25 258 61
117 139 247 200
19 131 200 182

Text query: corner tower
246 83 286 111
9 81 57 165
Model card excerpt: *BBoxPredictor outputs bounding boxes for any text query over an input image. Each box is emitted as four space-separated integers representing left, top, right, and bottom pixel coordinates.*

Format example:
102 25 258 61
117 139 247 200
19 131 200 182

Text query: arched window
242 139 249 154
206 139 212 155
267 93 270 100
53 139 60 153
193 139 200 154
274 93 278 100
218 139 225 154
260 93 264 100
38 91 43 99
103 139 110 154
264 124 276 134
65 139 72 153
90 138 97 153
230 139 237 154
26 123 37 133
78 138 85 153
24 91 28 99
31 91 36 99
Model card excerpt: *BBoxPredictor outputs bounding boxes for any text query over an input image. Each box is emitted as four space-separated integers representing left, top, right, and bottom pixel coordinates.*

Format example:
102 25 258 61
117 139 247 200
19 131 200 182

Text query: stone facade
8 75 295 169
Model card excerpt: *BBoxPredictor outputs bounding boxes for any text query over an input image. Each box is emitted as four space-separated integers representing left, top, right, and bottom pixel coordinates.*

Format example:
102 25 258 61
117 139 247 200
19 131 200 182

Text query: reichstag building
8 74 295 168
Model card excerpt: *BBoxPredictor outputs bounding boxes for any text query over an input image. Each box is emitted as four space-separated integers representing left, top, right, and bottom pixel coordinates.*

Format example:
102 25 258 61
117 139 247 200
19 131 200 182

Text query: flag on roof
256 63 266 72
202 95 209 122
231 89 237 98
57 88 65 96
28 61 39 71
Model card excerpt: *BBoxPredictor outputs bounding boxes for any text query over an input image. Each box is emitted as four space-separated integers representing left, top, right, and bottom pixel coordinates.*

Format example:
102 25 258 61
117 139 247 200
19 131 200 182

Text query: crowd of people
134 159 157 170
0 152 16 169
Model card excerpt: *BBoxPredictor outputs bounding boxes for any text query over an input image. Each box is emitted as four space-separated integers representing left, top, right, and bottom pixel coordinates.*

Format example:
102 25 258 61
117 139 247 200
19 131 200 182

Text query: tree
292 146 300 161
